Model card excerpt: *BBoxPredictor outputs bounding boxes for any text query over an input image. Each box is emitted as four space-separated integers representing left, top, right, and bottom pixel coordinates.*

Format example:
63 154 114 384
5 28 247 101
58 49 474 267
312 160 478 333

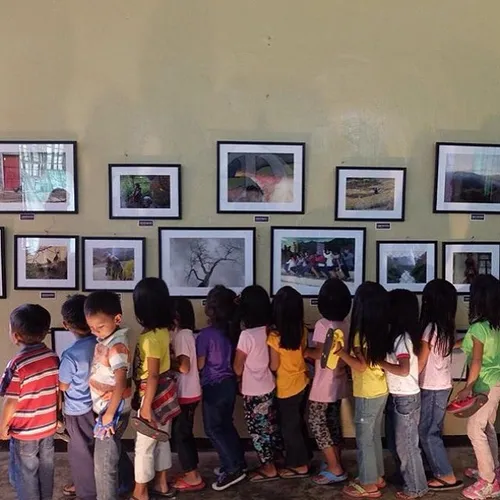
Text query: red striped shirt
0 344 59 440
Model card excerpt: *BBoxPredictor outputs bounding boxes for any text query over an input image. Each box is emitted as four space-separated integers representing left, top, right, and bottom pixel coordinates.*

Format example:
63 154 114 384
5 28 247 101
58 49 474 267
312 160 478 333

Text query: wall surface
1 0 500 437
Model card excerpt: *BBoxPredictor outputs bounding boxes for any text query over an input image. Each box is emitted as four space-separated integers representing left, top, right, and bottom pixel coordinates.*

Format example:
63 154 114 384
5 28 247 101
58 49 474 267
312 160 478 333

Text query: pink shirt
419 324 452 390
309 318 351 403
237 326 275 397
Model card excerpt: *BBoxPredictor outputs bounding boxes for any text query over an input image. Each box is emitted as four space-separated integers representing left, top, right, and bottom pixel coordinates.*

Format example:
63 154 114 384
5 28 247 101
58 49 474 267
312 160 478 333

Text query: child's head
205 285 237 339
469 274 500 329
388 289 420 355
420 279 457 355
238 285 271 329
10 304 51 345
84 291 122 339
61 294 90 336
133 277 174 331
318 278 352 322
272 286 304 350
348 281 389 365
173 297 196 331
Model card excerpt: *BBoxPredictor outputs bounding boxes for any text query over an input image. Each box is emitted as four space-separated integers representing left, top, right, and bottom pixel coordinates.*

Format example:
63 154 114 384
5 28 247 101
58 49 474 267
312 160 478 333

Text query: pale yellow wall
1 0 499 437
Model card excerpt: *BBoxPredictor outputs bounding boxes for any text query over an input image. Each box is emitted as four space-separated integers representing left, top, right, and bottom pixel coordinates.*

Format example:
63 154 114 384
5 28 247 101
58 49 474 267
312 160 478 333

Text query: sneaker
214 466 247 477
462 478 500 499
212 470 246 491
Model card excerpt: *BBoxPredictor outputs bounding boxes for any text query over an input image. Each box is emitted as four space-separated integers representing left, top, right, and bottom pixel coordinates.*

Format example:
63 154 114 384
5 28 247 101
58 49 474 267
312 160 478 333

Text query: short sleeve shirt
134 328 171 381
172 328 202 403
385 334 420 395
196 326 234 386
419 324 452 390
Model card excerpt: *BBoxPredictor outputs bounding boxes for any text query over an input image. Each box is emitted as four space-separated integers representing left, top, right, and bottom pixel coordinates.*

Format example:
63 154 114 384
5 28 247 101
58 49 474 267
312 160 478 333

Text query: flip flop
279 467 310 479
148 488 177 498
428 477 463 490
343 482 382 498
312 469 348 485
172 478 206 491
131 416 170 442
249 469 280 483
62 484 76 497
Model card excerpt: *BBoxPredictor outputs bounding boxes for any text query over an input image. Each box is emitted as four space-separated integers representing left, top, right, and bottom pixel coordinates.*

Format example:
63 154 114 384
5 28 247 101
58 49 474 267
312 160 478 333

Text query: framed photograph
451 329 468 381
14 235 78 290
271 227 365 297
442 242 500 294
159 227 255 297
434 142 500 213
0 141 77 213
376 241 437 293
335 167 406 221
82 237 146 292
217 141 305 213
0 227 5 298
109 164 181 219
50 328 77 359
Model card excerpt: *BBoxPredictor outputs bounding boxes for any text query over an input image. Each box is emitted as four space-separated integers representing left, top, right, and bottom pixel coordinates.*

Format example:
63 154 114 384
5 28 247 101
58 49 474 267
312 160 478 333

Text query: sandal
395 492 420 500
343 482 382 498
131 416 170 442
312 469 348 485
62 484 76 497
148 488 177 498
249 469 280 483
428 477 463 490
172 477 206 491
278 467 310 479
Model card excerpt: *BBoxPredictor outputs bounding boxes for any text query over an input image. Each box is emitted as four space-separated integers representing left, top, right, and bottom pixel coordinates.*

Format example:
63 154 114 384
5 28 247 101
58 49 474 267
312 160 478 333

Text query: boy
59 294 98 500
0 304 59 500
85 291 134 500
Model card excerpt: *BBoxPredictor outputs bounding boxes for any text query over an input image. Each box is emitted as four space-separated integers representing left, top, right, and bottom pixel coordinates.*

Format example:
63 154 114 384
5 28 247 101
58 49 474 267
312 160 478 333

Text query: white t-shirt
171 328 202 404
419 324 452 390
385 333 420 395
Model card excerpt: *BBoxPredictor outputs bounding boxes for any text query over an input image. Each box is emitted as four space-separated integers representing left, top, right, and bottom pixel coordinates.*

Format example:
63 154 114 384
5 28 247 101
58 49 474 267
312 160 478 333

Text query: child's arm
337 346 368 373
102 368 128 427
176 355 190 374
418 341 431 374
454 338 464 349
197 356 206 371
0 399 17 439
269 347 280 372
456 338 483 401
139 358 160 422
233 350 246 377
304 344 322 360
380 358 410 376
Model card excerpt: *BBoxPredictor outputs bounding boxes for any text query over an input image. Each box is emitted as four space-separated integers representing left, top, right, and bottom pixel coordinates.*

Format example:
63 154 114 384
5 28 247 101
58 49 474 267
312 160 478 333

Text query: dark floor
0 448 475 499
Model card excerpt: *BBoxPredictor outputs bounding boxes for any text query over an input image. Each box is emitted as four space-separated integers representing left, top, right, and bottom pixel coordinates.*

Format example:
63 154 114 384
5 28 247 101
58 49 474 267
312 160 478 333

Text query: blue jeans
354 394 387 485
419 388 453 478
202 377 245 474
386 393 428 496
10 436 54 500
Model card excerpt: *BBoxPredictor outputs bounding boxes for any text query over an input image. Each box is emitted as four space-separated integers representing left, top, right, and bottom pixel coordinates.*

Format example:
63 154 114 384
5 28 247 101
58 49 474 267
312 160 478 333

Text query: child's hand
0 426 9 440
101 411 116 433
456 386 472 402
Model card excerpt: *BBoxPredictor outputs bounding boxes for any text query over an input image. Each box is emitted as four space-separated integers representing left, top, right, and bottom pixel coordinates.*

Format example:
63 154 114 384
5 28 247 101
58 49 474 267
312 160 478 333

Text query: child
59 294 98 500
306 278 351 485
380 289 427 499
196 285 246 491
233 285 280 482
171 298 204 491
418 279 461 490
336 282 389 499
84 290 134 500
131 278 178 500
0 304 59 500
267 286 310 479
458 274 500 499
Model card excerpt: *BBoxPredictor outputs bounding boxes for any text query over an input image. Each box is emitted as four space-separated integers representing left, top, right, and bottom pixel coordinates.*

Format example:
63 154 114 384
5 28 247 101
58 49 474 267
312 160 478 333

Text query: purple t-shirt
196 326 234 386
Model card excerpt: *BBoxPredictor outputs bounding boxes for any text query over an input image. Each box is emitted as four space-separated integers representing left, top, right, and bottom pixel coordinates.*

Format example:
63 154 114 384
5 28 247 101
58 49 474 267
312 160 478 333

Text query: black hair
238 285 271 329
469 274 500 329
420 279 457 356
173 297 196 331
318 278 352 321
61 294 90 333
388 289 421 355
10 304 51 344
347 281 389 365
133 278 174 330
272 286 304 350
205 285 237 341
84 290 122 317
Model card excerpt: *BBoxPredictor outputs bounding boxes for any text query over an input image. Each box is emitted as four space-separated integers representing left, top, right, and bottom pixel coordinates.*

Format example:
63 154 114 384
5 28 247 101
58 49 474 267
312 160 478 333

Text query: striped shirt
0 343 59 440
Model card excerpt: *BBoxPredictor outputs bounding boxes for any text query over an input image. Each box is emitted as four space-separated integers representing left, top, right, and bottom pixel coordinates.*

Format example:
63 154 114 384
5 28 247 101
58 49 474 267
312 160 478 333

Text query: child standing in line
233 285 280 482
268 286 311 479
381 289 427 499
418 279 461 490
171 298 204 492
457 275 500 499
335 282 389 499
0 304 59 500
305 278 352 485
196 285 246 491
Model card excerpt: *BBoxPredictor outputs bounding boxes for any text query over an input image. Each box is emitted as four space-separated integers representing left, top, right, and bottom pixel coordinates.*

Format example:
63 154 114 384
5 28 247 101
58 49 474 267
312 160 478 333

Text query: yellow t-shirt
351 333 388 399
135 328 171 380
267 330 309 399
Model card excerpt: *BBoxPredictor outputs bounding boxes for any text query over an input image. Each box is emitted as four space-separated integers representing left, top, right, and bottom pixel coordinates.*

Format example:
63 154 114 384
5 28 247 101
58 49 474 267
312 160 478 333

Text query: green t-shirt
462 321 500 394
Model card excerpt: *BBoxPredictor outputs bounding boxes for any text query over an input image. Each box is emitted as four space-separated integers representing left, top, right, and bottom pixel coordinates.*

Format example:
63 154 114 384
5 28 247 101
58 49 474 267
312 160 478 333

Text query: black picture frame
0 227 6 298
50 327 77 358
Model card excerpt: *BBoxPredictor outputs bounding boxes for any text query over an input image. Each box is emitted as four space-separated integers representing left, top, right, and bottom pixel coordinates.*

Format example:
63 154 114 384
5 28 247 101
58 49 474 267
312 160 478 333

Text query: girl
233 285 281 482
196 285 246 491
171 298 204 491
418 279 461 490
306 278 352 485
336 282 389 499
458 274 500 500
380 289 427 499
268 286 311 479
131 277 176 500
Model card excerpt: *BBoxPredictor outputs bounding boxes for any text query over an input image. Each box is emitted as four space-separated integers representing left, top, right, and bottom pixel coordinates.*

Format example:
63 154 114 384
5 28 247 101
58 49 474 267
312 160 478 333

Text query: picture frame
270 227 366 297
82 237 146 292
335 167 406 221
376 241 437 293
434 142 500 213
451 329 468 381
0 141 77 213
109 164 181 219
0 227 6 298
14 235 79 290
442 242 500 294
217 141 305 214
50 328 77 359
159 227 255 297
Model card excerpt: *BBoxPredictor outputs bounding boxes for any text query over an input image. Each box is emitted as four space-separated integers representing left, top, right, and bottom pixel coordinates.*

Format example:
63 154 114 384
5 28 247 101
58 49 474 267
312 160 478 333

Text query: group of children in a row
1 272 500 500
